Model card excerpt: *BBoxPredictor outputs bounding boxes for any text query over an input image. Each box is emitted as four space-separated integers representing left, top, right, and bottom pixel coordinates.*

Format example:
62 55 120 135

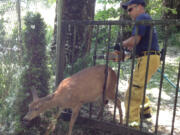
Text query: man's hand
108 50 125 62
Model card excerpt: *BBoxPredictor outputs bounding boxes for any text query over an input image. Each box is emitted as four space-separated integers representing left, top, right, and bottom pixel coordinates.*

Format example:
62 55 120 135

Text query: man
118 0 161 128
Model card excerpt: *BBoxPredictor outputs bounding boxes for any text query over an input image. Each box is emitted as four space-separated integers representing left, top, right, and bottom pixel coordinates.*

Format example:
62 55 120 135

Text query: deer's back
56 65 117 106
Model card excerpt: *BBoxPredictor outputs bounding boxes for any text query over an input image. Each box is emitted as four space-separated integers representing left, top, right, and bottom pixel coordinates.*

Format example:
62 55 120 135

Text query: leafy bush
0 17 22 135
15 12 50 135
169 32 180 47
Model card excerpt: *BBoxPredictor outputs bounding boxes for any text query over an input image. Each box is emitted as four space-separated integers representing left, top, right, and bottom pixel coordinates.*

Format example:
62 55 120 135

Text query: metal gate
57 19 180 135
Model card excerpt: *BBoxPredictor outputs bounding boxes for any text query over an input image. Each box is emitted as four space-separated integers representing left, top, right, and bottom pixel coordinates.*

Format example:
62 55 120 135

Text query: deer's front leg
116 97 123 124
45 107 63 135
68 104 82 135
97 99 108 120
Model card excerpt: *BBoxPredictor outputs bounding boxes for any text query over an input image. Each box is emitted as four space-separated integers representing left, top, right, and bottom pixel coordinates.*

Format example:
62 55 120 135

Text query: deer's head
23 88 55 123
23 89 41 122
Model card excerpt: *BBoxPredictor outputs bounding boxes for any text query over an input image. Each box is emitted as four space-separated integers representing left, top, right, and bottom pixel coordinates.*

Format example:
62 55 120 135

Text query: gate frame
56 19 180 135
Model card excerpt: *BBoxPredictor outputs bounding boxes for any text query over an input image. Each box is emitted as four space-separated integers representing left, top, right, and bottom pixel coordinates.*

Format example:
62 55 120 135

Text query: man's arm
123 35 141 50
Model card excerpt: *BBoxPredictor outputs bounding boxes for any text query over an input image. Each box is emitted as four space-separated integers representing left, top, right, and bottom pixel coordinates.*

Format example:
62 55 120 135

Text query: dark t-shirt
132 13 159 55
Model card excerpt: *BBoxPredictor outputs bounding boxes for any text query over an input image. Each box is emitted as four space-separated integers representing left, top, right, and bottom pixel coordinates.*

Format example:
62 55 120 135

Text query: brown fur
24 65 123 135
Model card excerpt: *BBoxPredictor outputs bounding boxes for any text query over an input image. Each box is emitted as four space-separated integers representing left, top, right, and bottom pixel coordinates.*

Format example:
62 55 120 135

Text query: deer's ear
31 87 39 101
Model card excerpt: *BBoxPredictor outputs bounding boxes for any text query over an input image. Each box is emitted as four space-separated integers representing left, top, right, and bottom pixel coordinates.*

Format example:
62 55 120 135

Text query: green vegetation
15 12 50 134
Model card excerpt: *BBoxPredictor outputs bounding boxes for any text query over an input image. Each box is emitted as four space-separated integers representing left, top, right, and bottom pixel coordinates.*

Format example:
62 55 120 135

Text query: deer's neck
38 93 58 113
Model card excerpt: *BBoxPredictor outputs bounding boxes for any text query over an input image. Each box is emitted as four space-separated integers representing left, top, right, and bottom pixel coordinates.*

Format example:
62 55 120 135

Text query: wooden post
56 0 65 87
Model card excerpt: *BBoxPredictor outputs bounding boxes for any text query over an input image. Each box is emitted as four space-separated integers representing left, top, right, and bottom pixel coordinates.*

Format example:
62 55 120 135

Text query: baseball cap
122 0 146 10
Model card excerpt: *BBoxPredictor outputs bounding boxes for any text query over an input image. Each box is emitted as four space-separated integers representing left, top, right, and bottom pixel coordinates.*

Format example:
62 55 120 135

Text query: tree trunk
52 0 96 65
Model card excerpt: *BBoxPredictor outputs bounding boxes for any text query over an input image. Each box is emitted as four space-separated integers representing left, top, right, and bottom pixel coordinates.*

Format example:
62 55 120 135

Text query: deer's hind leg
45 107 63 135
107 90 123 124
96 94 109 120
115 97 123 124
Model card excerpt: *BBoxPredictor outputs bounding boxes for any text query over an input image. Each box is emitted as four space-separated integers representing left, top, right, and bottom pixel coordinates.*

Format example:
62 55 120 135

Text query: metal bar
64 24 71 74
113 61 121 122
93 25 99 66
55 23 66 86
113 28 123 122
55 0 65 87
101 25 111 120
155 25 169 134
89 25 99 119
140 25 153 130
170 62 180 135
70 24 77 73
126 23 138 126
62 19 180 26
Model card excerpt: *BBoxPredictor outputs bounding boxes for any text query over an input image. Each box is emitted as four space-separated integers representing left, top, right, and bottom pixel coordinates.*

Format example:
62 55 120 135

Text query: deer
23 65 123 135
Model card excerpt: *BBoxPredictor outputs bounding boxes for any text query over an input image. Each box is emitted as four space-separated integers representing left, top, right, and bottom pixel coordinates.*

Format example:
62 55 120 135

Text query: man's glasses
127 5 138 12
